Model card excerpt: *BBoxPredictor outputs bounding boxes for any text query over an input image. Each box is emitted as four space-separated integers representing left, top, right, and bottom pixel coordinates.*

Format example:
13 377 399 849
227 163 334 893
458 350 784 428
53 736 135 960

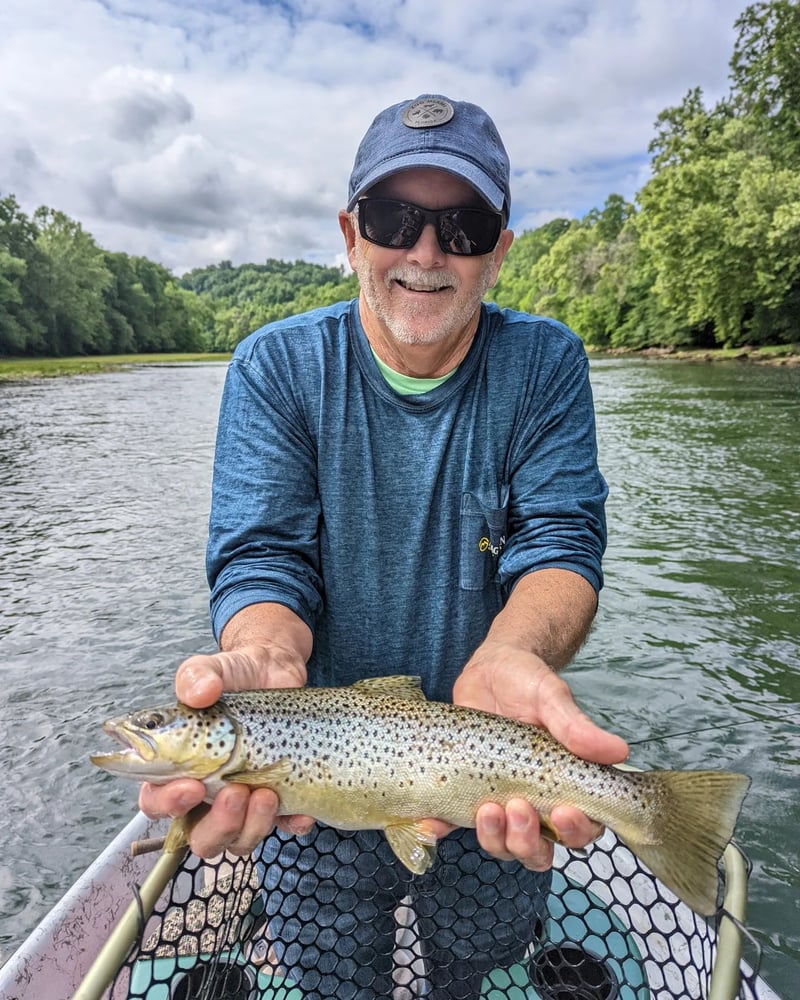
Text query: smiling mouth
395 279 452 293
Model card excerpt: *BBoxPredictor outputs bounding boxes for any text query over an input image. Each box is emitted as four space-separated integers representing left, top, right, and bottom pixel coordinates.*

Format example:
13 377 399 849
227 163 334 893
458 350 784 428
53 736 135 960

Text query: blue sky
0 0 751 274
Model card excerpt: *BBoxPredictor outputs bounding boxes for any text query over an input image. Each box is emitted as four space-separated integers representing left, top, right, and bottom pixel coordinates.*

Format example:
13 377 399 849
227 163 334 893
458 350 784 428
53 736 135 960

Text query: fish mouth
102 720 158 760
89 721 162 777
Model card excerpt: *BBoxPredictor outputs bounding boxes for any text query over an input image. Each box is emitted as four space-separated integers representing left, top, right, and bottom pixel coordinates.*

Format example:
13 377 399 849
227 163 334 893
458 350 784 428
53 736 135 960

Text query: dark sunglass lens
438 209 501 255
359 199 501 255
361 200 422 249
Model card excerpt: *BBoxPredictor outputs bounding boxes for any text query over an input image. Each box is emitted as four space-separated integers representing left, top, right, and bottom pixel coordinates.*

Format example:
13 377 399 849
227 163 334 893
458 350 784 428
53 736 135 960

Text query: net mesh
110 826 765 1000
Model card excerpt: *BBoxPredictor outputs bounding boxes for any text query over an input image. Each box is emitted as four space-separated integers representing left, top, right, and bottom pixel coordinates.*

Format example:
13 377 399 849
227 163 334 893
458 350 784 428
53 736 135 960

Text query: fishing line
628 712 800 747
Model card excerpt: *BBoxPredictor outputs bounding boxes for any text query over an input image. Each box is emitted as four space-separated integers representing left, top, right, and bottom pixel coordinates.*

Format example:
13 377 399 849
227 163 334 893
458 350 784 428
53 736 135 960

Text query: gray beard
354 246 497 346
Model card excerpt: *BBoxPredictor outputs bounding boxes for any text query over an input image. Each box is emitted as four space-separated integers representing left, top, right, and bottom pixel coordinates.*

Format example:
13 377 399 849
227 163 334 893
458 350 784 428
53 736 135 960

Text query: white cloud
0 0 751 273
91 67 194 143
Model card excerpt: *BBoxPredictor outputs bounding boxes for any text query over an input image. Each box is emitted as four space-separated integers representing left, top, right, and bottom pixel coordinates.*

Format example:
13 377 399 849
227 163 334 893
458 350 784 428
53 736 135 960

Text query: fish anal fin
223 758 294 787
352 676 427 701
536 813 588 854
384 821 439 874
618 770 750 916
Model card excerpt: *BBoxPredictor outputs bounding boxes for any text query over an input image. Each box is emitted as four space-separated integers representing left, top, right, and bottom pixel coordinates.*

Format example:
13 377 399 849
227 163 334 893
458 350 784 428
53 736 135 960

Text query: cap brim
347 151 505 212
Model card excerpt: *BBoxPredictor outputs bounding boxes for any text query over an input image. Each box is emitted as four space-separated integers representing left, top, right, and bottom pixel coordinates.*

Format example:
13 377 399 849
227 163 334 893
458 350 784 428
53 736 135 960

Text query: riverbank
0 352 230 381
1 343 798 381
594 343 800 366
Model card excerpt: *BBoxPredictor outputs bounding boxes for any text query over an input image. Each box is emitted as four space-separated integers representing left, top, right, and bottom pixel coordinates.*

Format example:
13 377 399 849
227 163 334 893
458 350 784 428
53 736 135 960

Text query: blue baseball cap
347 94 511 216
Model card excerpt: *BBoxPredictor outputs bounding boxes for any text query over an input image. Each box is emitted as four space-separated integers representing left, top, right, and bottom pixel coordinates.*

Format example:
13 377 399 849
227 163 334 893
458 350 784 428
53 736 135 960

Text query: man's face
340 168 513 350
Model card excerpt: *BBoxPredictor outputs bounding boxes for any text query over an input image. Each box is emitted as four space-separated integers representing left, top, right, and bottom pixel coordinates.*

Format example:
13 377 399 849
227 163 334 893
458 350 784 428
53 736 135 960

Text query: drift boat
0 810 782 1000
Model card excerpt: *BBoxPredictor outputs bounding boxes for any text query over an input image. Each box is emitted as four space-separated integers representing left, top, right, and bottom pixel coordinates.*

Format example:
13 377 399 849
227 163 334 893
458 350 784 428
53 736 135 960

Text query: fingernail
187 679 208 701
483 815 502 835
223 791 246 815
509 809 530 832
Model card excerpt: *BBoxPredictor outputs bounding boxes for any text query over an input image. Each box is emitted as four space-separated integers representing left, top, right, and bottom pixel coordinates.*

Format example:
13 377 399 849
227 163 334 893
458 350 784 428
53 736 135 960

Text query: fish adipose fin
618 770 750 916
385 821 439 874
352 676 428 701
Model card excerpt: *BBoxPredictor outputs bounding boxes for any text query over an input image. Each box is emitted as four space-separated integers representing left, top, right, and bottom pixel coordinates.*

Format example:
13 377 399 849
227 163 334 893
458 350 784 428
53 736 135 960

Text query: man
141 94 628 998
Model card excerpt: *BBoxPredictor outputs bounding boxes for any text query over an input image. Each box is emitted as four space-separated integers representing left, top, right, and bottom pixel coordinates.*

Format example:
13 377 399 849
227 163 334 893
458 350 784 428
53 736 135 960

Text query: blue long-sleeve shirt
207 299 607 703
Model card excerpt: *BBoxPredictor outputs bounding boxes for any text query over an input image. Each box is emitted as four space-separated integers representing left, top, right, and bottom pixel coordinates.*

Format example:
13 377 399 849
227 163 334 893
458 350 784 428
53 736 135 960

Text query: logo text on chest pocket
459 487 509 591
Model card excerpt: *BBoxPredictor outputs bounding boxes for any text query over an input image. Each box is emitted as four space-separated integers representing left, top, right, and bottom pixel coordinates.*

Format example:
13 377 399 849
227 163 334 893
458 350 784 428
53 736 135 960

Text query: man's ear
338 210 358 271
487 228 514 288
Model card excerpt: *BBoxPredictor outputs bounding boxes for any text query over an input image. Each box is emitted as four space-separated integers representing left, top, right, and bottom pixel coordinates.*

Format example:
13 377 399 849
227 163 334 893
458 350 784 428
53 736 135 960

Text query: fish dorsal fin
351 676 427 701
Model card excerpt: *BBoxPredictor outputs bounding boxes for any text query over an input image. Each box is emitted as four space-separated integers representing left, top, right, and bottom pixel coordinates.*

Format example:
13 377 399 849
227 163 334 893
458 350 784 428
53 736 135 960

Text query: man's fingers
226 788 286 855
549 804 604 849
475 800 554 871
474 798 603 867
186 786 279 858
276 814 316 837
139 778 206 820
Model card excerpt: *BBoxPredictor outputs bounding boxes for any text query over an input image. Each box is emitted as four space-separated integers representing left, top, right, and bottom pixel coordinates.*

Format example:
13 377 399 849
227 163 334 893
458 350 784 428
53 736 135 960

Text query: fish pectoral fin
384 821 439 875
223 758 294 787
163 804 210 853
352 676 427 701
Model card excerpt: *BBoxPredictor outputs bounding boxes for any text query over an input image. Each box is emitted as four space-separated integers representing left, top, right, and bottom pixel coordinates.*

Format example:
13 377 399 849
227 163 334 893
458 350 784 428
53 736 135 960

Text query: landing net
109 826 765 1000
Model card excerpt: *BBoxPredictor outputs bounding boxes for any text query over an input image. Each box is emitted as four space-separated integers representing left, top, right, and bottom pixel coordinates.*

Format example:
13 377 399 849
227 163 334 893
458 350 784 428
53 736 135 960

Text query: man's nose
407 222 446 267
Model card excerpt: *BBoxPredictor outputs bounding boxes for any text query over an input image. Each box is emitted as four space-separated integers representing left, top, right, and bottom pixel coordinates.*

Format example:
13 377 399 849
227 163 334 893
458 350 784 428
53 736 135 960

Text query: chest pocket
459 486 510 591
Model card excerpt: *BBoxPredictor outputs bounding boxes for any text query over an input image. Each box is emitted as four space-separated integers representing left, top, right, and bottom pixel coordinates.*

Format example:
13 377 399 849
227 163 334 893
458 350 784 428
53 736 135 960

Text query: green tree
183 259 359 350
638 113 800 345
488 218 571 309
730 0 800 165
0 247 27 353
0 195 49 354
514 197 636 346
34 207 113 355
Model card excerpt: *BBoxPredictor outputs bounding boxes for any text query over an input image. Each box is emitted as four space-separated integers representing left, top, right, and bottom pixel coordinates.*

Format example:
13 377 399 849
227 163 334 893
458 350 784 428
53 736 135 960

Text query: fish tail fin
617 770 750 916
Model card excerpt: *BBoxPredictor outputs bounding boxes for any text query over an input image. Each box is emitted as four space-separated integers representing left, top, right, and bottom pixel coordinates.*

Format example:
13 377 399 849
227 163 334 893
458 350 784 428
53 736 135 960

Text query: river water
0 358 797 996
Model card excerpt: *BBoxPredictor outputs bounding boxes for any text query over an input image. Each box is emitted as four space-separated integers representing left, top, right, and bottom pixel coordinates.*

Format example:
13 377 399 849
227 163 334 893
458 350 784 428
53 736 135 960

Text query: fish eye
138 711 165 730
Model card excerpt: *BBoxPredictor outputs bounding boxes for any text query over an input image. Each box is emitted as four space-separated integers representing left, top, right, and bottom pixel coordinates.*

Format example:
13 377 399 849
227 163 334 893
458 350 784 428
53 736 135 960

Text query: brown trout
90 675 750 916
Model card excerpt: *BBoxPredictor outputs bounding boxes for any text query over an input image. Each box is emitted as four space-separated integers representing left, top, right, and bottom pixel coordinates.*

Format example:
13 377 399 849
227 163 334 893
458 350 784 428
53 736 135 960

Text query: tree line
486 0 800 349
1 0 797 358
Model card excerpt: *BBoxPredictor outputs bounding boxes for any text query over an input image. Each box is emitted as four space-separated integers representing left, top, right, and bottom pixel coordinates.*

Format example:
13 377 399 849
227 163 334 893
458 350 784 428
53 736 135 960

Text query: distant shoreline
591 343 800 367
0 353 231 381
1 344 798 381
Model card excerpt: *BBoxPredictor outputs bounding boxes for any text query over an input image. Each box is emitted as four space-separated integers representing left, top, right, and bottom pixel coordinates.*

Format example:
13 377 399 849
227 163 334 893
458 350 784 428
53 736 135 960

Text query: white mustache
385 267 459 292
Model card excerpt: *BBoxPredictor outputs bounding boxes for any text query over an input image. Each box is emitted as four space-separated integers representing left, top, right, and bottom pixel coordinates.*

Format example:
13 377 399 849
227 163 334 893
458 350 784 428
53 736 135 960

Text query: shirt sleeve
206 345 323 642
498 325 608 594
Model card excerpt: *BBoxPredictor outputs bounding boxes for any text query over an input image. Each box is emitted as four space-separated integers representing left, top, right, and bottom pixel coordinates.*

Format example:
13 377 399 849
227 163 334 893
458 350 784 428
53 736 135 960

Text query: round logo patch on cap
402 98 454 129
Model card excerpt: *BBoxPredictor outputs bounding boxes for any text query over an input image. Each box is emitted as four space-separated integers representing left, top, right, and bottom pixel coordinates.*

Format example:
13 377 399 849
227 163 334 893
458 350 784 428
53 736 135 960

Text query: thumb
542 685 629 764
175 654 225 707
542 676 628 765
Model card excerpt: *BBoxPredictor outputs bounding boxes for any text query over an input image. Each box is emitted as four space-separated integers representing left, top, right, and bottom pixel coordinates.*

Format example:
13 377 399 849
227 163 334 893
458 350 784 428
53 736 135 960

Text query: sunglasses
357 197 503 256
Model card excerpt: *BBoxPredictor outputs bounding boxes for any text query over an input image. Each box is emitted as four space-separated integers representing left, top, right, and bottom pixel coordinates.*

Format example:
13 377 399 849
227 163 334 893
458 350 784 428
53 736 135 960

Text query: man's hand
138 632 314 858
449 640 629 870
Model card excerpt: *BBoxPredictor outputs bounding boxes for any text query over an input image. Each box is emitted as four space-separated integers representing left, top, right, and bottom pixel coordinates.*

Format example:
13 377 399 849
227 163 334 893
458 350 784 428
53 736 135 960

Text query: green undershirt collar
370 348 458 396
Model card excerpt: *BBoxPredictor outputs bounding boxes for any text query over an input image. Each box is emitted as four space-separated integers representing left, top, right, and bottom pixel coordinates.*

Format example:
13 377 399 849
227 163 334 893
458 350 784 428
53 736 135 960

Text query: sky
0 0 752 276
